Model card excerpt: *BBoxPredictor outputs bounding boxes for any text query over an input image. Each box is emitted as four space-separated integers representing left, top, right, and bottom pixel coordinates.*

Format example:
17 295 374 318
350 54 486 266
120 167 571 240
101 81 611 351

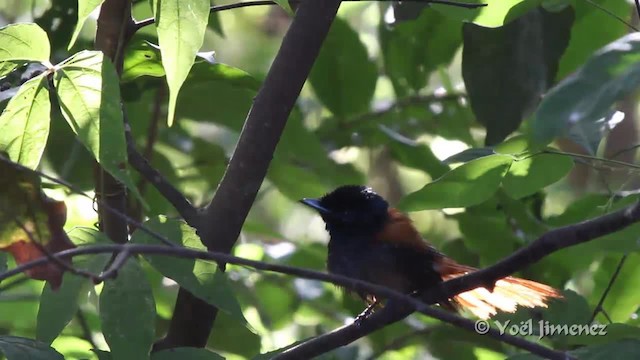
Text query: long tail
438 259 562 319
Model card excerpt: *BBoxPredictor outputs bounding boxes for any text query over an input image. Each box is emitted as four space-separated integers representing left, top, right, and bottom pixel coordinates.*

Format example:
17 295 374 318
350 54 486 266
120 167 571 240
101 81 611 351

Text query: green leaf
592 254 640 323
383 128 450 178
0 61 21 78
456 210 519 265
0 336 63 359
0 75 51 169
130 216 246 321
502 152 573 199
121 40 165 82
570 339 640 359
309 17 377 117
36 228 111 344
462 7 573 145
54 51 142 201
379 8 462 96
100 259 155 360
556 0 628 79
272 0 293 15
152 348 224 360
68 0 104 49
443 148 496 164
533 33 640 146
0 23 50 63
398 154 513 211
153 0 210 126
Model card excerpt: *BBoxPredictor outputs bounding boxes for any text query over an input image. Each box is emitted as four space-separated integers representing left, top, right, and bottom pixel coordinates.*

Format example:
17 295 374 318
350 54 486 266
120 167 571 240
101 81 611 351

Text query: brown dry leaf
0 153 76 290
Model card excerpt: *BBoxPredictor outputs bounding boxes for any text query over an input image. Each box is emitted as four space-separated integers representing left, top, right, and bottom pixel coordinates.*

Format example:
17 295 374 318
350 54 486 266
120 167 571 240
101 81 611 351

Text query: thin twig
590 254 628 323
123 107 199 224
582 0 639 32
75 309 98 349
133 1 278 31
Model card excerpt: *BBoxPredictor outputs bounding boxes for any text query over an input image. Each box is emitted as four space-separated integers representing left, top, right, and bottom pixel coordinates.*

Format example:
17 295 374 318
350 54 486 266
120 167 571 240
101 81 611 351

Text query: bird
300 185 562 319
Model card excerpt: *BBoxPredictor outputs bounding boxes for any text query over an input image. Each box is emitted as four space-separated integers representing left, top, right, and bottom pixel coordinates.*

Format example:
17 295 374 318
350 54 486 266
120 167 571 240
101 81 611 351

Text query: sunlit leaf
100 259 155 360
121 40 165 82
0 335 63 359
0 23 50 63
54 51 142 201
0 75 51 169
153 0 210 126
502 152 573 199
399 154 513 211
68 0 104 49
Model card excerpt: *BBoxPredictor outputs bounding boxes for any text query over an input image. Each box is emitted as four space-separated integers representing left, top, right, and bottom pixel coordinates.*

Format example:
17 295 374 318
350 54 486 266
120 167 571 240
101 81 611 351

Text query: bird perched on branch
300 185 562 319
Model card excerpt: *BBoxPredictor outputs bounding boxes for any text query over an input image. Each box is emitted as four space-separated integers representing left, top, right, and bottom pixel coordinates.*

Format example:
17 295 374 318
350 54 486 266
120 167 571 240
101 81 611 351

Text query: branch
0 243 569 360
123 109 199 223
157 0 344 350
427 200 640 304
590 254 628 323
132 1 278 32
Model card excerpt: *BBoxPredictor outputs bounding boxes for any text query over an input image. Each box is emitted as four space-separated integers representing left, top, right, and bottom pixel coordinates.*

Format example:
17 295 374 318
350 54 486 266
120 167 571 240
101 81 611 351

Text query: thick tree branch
94 0 133 244
156 0 343 350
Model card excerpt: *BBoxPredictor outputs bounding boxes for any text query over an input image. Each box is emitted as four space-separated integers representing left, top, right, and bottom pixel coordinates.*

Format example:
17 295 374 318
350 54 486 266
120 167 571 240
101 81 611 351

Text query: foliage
0 0 639 359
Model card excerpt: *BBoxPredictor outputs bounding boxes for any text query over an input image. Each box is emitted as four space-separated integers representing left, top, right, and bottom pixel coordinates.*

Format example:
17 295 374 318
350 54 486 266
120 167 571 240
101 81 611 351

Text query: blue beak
300 198 331 215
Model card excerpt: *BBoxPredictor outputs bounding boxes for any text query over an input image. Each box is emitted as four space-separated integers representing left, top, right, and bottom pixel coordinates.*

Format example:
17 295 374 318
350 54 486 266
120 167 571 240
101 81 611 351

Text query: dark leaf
462 7 573 145
309 17 377 117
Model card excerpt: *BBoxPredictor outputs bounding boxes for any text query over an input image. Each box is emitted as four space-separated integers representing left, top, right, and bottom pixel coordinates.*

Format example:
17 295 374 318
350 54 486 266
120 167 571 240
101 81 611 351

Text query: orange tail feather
439 260 562 319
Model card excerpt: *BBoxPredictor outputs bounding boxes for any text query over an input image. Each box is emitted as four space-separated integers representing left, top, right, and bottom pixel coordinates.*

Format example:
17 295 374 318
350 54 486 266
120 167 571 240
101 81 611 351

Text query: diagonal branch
123 109 199 223
156 0 344 350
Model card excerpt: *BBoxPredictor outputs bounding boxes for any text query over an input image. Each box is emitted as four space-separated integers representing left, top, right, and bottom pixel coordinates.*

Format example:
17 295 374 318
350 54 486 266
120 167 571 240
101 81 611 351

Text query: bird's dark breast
327 239 444 297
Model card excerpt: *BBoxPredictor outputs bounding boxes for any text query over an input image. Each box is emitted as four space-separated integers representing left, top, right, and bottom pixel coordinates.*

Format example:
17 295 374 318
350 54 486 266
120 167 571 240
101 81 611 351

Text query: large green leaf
0 75 51 169
68 0 104 49
153 0 209 126
309 17 377 118
462 7 573 145
591 254 640 323
379 7 461 96
130 216 246 321
36 228 111 344
502 152 574 199
0 23 50 63
54 51 141 200
100 259 155 360
0 336 63 360
532 33 640 146
398 154 513 211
